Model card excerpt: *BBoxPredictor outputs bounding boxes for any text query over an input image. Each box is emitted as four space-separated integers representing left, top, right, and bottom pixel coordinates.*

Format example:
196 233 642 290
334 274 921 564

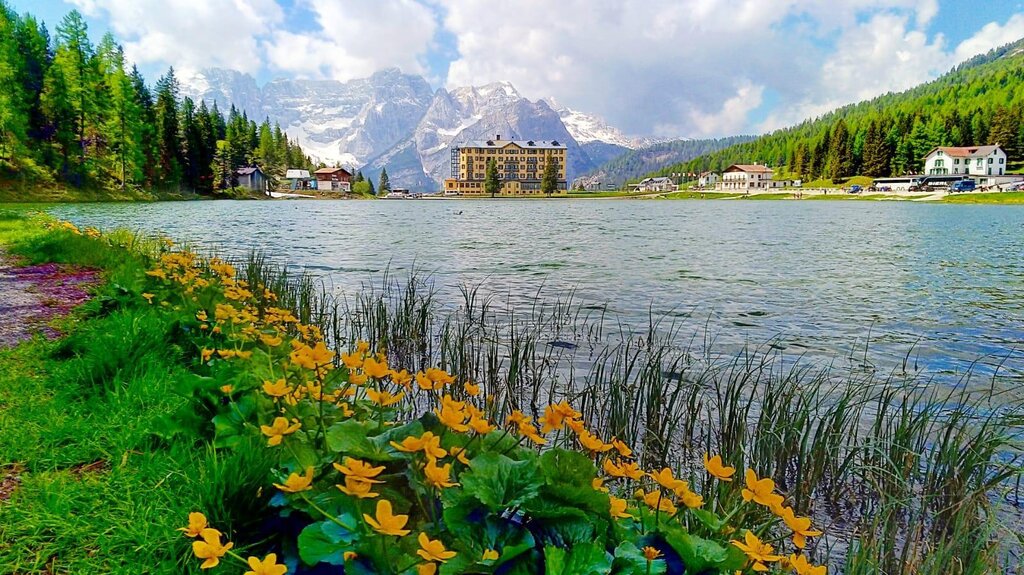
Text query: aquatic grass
222 252 1024 572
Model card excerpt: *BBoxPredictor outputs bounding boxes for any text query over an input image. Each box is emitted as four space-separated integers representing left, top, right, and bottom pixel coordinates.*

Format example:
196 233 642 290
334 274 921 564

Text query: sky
12 0 1024 139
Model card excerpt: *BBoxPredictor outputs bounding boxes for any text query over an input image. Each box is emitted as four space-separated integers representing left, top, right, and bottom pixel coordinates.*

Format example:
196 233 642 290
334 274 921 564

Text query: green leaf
663 530 745 572
689 508 725 532
611 541 667 575
539 448 597 487
460 453 541 511
297 520 357 565
544 542 612 575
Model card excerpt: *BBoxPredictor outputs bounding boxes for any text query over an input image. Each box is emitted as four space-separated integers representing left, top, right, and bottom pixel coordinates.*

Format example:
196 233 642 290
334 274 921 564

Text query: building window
999 157 1005 164
988 158 993 164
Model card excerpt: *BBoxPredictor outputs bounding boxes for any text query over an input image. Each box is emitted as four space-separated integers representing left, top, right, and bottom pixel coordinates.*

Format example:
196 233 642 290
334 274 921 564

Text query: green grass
938 191 1024 204
797 175 875 189
0 214 273 573
659 191 742 200
566 190 653 198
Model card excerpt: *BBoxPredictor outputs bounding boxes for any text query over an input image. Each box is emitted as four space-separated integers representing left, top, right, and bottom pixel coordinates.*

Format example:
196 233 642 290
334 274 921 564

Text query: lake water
52 199 1024 382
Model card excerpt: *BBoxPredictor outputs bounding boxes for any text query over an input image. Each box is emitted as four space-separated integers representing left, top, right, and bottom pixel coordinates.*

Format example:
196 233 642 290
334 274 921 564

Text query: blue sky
11 1 1024 137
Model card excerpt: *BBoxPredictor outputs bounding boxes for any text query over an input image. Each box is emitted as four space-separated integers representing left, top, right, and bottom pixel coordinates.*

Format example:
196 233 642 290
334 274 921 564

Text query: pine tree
485 158 500 197
367 177 375 195
154 67 183 187
541 155 558 195
378 167 390 192
46 10 98 184
0 2 29 166
862 121 890 177
96 35 144 188
989 105 1020 160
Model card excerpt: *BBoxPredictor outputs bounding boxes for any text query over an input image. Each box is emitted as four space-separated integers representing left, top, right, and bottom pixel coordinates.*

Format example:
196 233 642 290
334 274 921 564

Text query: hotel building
444 136 568 196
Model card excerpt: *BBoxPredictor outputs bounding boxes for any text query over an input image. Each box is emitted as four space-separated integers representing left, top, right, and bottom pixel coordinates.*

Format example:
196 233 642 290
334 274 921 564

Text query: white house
698 172 719 187
720 164 773 191
923 145 1007 177
636 177 676 192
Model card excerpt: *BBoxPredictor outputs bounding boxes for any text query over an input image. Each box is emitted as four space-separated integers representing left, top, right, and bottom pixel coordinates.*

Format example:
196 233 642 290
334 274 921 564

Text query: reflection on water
52 199 1024 382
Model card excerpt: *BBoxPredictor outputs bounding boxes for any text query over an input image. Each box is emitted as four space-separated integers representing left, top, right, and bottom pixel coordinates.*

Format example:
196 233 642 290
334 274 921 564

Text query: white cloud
263 0 437 81
688 82 765 137
954 13 1024 62
68 0 284 75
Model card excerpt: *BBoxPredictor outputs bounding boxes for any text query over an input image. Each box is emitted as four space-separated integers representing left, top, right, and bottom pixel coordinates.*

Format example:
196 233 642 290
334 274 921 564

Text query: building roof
286 169 311 179
236 166 262 175
724 164 773 173
925 145 1003 159
314 167 352 176
640 177 674 184
459 139 567 150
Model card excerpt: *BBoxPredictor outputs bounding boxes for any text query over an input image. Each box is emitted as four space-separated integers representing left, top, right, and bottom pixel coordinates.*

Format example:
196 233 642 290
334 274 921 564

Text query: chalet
235 166 267 192
720 164 773 191
314 167 353 192
697 172 719 187
285 169 312 190
635 177 676 192
923 145 1006 177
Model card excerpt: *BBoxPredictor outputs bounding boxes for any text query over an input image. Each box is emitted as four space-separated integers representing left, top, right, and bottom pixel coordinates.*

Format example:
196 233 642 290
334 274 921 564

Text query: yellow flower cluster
179 512 286 573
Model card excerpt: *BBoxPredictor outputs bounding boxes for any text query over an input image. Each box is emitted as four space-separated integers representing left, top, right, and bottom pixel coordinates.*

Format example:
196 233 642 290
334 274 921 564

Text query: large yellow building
444 136 568 196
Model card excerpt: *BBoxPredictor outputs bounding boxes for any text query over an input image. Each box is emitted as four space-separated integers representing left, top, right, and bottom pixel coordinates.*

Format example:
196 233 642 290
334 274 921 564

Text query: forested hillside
582 136 754 186
653 38 1024 181
0 4 313 197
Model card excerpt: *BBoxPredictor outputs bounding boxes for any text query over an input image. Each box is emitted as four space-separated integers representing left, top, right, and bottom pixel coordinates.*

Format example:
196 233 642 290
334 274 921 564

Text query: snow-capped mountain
180 68 659 191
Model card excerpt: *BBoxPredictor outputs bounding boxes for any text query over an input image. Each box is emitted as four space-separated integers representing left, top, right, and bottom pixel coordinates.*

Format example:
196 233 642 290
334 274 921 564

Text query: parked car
848 185 862 194
951 179 976 192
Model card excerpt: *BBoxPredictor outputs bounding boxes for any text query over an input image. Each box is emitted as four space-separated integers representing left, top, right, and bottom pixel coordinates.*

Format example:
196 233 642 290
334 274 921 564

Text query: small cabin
314 167 353 192
235 166 268 192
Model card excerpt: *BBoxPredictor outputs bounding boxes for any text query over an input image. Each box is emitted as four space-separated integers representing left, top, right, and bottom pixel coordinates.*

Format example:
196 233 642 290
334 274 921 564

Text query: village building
235 166 267 192
697 172 719 187
444 135 568 196
285 169 312 190
719 164 774 191
632 177 676 192
924 145 1007 177
314 167 352 192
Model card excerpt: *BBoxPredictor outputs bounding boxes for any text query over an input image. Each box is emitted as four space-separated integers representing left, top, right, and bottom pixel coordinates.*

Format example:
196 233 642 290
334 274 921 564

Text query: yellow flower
423 459 459 488
788 554 827 575
642 546 662 561
730 531 782 572
260 333 283 347
341 351 364 370
391 369 413 388
781 508 823 549
425 367 455 387
363 499 410 536
448 446 471 465
637 489 677 516
195 309 208 321
482 549 499 561
244 553 288 575
219 384 234 394
463 381 480 396
506 410 530 427
178 512 208 537
343 551 357 561
201 348 214 362
146 268 167 279
416 532 457 563
620 461 645 480
678 487 704 509
366 388 405 407
417 563 437 575
742 469 784 509
261 417 301 446
333 457 385 481
350 372 369 386
362 357 391 379
602 458 626 478
274 467 315 493
142 292 155 304
217 349 235 359
336 476 381 498
469 415 495 434
356 340 370 353
592 477 609 493
703 453 736 482
390 432 447 459
263 379 293 398
518 422 547 445
416 371 439 390
192 528 233 569
609 496 633 519
577 429 613 453
436 403 470 433
611 438 633 458
650 467 687 491
539 404 567 433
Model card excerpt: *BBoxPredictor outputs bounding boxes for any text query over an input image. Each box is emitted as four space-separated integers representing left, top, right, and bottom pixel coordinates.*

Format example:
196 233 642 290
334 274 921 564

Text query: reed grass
222 251 1024 572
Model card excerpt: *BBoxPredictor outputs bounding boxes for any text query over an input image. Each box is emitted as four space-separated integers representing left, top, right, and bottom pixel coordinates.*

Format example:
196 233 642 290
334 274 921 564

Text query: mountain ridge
181 68 664 191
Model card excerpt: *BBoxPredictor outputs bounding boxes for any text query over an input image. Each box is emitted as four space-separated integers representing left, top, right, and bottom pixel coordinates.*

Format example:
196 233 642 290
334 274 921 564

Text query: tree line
656 38 1024 182
0 5 314 194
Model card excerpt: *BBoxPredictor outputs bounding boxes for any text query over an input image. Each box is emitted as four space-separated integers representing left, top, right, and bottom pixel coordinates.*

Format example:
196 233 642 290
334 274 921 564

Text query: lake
52 199 1024 382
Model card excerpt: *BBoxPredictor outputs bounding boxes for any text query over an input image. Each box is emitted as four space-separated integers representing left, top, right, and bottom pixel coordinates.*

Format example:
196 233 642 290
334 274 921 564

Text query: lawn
939 191 1024 204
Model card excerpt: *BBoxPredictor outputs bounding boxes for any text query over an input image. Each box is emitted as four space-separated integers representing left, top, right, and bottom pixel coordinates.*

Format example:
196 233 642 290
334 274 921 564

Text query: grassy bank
938 191 1024 204
0 211 1021 574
